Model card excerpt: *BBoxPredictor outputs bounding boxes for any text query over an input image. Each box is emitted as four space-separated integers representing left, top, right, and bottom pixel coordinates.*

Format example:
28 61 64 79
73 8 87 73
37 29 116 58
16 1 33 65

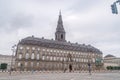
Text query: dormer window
61 34 63 39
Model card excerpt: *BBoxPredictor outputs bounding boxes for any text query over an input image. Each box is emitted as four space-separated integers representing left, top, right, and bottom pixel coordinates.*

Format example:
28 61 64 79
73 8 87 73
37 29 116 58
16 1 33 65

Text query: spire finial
59 10 61 15
55 11 66 42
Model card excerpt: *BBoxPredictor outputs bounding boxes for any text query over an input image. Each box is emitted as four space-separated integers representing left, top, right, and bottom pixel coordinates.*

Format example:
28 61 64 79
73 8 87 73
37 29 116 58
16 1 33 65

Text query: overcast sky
0 0 120 57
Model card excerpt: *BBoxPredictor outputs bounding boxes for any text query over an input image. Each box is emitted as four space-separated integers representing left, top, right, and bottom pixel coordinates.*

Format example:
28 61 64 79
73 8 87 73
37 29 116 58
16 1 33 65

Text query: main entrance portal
69 64 72 72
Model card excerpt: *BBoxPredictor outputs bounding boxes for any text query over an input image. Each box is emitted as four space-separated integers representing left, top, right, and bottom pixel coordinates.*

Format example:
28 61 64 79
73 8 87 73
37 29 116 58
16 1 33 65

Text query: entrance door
69 64 72 72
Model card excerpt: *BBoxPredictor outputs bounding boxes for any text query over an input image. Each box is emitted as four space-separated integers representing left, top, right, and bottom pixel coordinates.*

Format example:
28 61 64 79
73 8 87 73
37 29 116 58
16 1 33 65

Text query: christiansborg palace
15 12 103 71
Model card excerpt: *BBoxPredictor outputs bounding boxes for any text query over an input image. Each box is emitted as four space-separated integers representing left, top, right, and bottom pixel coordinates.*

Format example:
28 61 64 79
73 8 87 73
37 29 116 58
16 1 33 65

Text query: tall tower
55 11 66 42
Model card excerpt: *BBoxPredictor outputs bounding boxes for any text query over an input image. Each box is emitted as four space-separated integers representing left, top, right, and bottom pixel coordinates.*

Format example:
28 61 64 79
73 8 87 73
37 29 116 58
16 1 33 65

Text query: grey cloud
0 14 34 33
67 0 103 13
10 14 34 29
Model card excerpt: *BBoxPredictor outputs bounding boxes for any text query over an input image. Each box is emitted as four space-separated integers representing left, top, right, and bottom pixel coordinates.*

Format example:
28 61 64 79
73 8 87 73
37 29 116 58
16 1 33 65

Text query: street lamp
10 44 16 75
88 61 91 75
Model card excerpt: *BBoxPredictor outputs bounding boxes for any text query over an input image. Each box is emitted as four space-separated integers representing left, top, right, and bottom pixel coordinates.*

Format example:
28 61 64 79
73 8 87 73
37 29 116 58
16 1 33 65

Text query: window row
18 62 39 67
17 62 92 69
18 54 95 63
18 53 39 60
19 46 100 57
18 52 98 59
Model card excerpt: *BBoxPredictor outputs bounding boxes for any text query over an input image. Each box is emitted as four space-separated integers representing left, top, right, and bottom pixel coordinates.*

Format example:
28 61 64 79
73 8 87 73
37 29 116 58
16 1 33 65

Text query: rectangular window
25 62 27 67
36 54 40 60
31 62 34 67
19 46 23 50
38 48 40 51
31 53 35 59
43 48 45 51
26 47 30 50
18 54 22 59
18 62 21 67
32 47 35 50
42 56 45 60
37 62 39 67
26 53 29 59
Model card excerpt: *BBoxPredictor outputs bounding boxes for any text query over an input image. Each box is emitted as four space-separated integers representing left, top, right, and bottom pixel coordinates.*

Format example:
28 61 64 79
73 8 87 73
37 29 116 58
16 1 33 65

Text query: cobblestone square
0 71 120 80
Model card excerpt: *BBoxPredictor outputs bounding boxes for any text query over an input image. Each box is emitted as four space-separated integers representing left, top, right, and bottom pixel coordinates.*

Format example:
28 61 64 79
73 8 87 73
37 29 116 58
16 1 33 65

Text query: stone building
15 12 103 71
103 54 120 69
0 54 15 70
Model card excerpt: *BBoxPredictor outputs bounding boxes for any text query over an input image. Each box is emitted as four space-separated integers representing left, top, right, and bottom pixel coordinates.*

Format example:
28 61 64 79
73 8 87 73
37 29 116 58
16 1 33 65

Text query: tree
0 63 7 70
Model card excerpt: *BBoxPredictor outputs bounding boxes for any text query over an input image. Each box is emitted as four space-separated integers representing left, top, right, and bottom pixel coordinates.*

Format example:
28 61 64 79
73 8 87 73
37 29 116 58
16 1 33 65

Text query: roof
104 54 116 58
18 36 102 54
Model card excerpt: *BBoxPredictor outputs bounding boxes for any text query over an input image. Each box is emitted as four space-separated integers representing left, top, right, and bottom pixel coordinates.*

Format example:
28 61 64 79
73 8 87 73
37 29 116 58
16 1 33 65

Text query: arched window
50 56 52 61
60 57 63 61
58 57 60 60
47 56 49 60
74 58 76 61
26 47 29 50
26 53 29 59
38 48 40 51
31 53 35 59
42 55 45 60
92 58 95 62
36 54 39 60
25 62 27 67
18 62 21 67
32 47 35 50
31 62 33 67
18 54 22 59
54 57 56 61
37 62 39 67
61 34 63 39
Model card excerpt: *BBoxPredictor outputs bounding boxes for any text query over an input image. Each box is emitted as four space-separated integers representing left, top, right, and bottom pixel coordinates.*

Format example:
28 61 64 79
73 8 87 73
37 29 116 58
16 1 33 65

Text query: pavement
0 71 120 80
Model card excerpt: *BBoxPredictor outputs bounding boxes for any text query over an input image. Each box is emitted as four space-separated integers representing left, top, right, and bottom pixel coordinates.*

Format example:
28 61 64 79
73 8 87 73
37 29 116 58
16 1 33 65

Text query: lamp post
88 61 91 75
9 44 16 75
20 63 23 73
62 59 64 72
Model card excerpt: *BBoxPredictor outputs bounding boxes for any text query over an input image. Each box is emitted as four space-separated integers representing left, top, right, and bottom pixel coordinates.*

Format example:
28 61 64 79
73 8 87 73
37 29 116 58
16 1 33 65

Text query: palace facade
15 12 103 71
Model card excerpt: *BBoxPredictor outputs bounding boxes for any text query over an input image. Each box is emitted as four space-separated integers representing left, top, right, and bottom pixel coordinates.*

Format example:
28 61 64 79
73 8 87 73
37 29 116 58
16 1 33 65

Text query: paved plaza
0 71 120 80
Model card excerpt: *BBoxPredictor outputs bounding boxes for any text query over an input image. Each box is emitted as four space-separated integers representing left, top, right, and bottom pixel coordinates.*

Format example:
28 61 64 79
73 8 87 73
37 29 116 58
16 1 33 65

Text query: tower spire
55 11 66 42
59 10 61 15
